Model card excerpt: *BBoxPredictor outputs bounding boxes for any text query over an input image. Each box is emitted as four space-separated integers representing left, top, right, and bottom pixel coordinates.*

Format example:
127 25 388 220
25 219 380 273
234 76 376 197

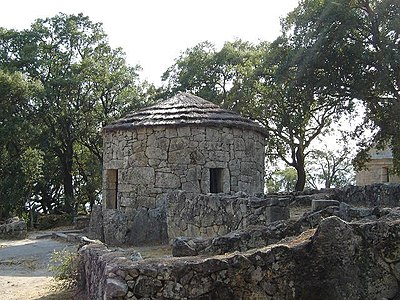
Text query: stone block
125 206 168 245
168 150 190 165
172 237 198 257
155 172 181 189
177 127 191 137
266 206 290 222
312 200 340 211
102 209 127 245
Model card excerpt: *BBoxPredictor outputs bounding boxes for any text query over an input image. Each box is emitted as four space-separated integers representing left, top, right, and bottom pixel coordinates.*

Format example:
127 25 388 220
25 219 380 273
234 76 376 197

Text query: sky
0 0 299 85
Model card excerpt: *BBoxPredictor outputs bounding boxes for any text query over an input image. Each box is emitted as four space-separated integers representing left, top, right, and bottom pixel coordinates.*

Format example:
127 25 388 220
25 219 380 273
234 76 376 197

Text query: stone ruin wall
80 216 400 300
82 184 400 299
102 125 265 213
166 191 289 240
89 191 290 246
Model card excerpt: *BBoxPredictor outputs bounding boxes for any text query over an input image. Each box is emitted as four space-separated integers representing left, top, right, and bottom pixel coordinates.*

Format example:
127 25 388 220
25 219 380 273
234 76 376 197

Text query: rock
172 237 198 257
311 199 340 211
125 205 168 245
80 211 400 300
167 191 290 240
104 278 128 299
0 217 27 240
74 215 90 229
88 205 104 241
102 209 128 245
130 251 143 261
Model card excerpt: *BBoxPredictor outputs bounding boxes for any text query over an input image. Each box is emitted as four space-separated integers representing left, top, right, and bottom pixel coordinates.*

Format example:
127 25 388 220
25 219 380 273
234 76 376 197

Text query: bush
36 213 73 230
48 248 79 290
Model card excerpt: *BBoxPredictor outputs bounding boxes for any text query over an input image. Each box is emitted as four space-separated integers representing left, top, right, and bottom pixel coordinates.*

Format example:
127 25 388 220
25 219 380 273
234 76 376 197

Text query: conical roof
103 92 266 136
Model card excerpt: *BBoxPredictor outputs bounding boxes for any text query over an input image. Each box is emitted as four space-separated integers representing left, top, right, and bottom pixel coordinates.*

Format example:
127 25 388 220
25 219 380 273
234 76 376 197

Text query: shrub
36 214 73 230
48 248 79 290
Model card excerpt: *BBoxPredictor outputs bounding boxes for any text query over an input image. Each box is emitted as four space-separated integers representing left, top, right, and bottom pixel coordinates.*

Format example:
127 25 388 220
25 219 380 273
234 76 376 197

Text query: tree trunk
295 165 306 191
62 142 74 214
295 146 306 191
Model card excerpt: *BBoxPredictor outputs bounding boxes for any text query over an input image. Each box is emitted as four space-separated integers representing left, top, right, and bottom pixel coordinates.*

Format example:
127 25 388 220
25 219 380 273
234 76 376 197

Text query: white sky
0 0 299 85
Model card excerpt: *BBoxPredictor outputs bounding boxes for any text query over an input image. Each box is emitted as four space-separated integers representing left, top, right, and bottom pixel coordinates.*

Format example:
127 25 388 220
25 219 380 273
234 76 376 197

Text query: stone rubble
0 217 27 240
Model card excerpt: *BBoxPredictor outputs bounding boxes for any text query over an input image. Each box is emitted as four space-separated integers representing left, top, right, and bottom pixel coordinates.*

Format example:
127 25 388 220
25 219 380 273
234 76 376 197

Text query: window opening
210 168 223 193
382 167 389 183
105 169 118 209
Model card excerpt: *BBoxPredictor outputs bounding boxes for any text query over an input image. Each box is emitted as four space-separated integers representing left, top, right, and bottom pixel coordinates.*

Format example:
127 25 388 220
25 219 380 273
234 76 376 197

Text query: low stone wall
88 206 168 246
166 191 290 240
0 217 27 240
172 220 300 257
79 216 400 300
335 183 400 206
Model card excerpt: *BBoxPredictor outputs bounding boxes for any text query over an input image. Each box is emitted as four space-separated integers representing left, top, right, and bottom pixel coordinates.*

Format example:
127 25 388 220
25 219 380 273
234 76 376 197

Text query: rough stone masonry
102 92 267 214
97 92 269 245
79 215 400 300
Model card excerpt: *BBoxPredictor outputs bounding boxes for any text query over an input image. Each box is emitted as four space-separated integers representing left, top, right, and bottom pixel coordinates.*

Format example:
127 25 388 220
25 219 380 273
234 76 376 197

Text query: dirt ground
0 232 79 300
0 229 172 300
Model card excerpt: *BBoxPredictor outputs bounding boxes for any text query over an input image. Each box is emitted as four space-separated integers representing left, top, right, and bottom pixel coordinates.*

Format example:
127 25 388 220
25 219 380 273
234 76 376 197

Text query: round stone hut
102 92 267 213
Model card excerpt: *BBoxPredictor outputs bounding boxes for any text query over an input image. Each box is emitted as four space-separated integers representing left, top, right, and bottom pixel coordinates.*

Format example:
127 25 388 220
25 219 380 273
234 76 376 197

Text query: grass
134 245 172 259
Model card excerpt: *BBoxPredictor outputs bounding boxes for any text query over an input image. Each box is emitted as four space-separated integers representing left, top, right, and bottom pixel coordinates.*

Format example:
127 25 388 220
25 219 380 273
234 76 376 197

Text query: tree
162 38 351 191
250 36 352 191
281 0 400 174
266 167 298 193
306 145 355 189
161 40 261 111
0 13 148 214
0 70 41 219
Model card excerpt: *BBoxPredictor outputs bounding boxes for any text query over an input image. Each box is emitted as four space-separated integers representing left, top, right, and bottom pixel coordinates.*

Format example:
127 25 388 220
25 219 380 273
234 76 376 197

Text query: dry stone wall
89 205 168 246
103 125 265 212
166 191 290 240
0 217 27 240
79 216 400 300
89 191 289 246
334 183 400 206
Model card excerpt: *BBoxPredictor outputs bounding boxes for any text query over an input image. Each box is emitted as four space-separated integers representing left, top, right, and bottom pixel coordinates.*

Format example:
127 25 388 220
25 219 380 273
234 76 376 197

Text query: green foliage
282 0 400 174
36 214 73 230
306 144 355 189
266 167 298 193
0 13 150 217
49 248 79 290
162 39 260 111
0 70 41 219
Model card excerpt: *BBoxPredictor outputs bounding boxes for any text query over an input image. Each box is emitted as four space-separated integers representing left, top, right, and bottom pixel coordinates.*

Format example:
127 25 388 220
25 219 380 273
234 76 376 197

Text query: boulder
0 217 27 240
311 199 340 211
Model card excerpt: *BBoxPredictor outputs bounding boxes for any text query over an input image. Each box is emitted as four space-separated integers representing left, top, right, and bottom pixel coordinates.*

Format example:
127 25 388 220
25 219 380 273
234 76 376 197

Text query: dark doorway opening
105 169 118 209
210 168 223 193
382 167 390 183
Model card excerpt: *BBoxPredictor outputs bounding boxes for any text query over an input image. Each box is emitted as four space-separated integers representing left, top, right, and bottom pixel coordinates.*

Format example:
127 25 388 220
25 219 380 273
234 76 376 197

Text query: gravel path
0 233 77 299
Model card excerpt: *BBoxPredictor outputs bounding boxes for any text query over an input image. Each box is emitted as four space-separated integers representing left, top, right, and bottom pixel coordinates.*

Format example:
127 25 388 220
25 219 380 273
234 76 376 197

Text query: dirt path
0 233 77 299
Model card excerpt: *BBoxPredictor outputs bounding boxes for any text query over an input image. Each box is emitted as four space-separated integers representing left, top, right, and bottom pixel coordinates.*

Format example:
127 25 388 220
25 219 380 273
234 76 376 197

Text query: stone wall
288 183 400 207
334 183 400 206
356 158 400 185
89 191 289 246
166 191 290 240
89 205 168 246
0 217 27 240
102 125 265 212
79 216 400 300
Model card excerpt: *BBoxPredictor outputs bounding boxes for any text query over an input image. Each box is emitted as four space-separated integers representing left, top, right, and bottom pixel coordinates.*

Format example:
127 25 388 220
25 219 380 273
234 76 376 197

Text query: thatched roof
103 92 267 136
